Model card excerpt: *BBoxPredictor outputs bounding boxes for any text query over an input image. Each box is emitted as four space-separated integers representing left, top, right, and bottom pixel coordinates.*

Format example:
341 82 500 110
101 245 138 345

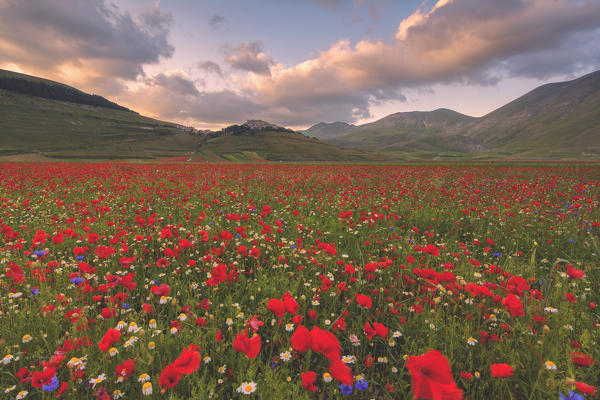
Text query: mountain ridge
0 69 374 161
306 70 600 159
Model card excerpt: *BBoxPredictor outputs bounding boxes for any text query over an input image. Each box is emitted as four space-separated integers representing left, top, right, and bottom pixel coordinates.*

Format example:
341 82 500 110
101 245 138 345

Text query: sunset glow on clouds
1 0 599 129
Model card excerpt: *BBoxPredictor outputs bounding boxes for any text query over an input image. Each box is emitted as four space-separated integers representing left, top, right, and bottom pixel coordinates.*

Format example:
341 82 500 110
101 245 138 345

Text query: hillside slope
302 121 355 139
462 70 600 158
0 69 198 159
327 108 478 157
196 123 374 162
306 70 600 159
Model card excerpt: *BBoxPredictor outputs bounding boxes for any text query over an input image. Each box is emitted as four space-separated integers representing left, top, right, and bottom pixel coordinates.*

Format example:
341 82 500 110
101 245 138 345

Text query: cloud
146 71 201 96
126 83 264 125
196 60 224 76
244 0 600 126
223 42 275 76
313 0 340 10
208 14 226 29
0 0 173 94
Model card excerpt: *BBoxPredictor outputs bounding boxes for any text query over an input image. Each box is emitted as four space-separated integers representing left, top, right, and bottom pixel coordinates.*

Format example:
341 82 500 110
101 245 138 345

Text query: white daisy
279 351 292 362
237 381 257 395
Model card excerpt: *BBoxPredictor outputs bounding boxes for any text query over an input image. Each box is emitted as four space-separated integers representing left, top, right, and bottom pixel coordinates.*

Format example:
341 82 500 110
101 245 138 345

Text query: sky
1 0 599 130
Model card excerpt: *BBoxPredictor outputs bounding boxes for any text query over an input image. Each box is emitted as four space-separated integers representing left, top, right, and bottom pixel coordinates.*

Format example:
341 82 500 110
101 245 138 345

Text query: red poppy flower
571 352 594 367
98 328 121 352
172 345 201 374
151 283 170 297
159 364 181 389
267 298 285 318
373 322 389 339
490 363 514 378
291 325 311 352
142 303 154 314
247 315 264 332
31 367 56 389
309 326 341 361
505 276 530 297
329 359 353 386
115 359 136 381
302 371 318 392
502 294 524 317
233 329 261 359
282 293 299 314
364 322 376 340
56 381 69 398
406 350 463 400
78 262 96 274
355 293 372 309
566 265 585 279
574 381 596 395
423 244 440 256
101 307 117 320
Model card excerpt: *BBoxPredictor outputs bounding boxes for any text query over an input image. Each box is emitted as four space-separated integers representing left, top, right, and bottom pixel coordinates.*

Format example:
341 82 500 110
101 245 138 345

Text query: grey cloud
127 85 265 124
499 28 600 80
209 14 226 29
313 0 340 10
0 0 173 88
248 0 600 127
223 42 274 76
196 61 224 76
147 72 200 96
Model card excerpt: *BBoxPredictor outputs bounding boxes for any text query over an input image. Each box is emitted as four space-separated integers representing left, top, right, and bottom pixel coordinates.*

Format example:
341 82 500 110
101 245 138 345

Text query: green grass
196 130 377 162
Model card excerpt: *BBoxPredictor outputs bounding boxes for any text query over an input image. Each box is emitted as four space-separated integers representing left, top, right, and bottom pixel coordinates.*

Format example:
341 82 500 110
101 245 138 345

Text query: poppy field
0 163 599 399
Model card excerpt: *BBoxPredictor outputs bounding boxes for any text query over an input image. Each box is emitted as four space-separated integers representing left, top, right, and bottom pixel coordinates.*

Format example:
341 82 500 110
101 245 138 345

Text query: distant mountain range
304 70 600 159
1 67 599 160
0 69 371 161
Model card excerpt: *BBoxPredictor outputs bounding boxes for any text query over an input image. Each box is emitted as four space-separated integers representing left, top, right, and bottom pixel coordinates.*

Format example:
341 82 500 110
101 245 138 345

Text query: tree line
0 77 132 112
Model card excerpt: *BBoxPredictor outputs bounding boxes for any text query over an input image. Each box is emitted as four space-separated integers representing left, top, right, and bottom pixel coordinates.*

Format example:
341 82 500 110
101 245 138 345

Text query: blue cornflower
122 303 130 309
30 287 40 296
34 250 46 257
42 376 59 392
493 253 501 257
339 384 353 395
559 391 584 400
75 256 84 260
71 277 83 284
356 379 369 391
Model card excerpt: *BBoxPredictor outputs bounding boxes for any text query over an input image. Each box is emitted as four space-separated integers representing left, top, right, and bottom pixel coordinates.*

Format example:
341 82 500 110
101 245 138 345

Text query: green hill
462 69 600 158
196 123 372 162
324 108 478 159
0 69 200 159
0 69 375 161
302 121 355 139
306 70 600 160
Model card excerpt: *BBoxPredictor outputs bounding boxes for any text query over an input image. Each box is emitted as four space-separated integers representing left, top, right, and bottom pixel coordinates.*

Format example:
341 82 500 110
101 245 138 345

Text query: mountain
0 70 374 161
195 121 373 162
462 69 600 158
0 69 200 159
0 69 131 112
323 108 478 157
0 69 377 161
308 70 600 159
302 121 355 139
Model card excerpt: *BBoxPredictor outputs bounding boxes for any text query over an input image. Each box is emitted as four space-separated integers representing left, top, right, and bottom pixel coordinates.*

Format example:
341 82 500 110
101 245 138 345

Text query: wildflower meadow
0 163 598 399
